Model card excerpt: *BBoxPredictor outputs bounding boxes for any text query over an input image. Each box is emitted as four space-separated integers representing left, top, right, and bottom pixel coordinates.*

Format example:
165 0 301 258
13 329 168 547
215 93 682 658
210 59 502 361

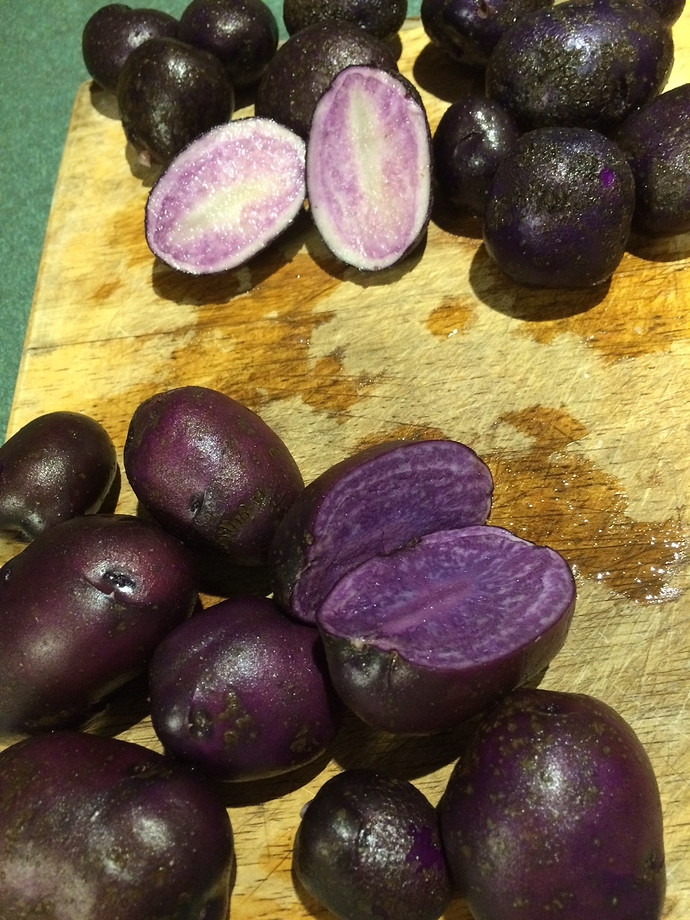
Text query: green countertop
0 0 423 438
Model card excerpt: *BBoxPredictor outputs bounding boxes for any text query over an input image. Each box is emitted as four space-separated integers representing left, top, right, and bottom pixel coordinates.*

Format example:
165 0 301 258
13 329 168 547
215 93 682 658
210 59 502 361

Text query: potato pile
81 0 689 288
0 385 667 919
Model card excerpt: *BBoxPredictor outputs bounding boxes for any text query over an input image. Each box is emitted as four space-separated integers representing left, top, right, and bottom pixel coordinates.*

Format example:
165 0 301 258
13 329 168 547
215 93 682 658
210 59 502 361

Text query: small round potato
0 410 120 541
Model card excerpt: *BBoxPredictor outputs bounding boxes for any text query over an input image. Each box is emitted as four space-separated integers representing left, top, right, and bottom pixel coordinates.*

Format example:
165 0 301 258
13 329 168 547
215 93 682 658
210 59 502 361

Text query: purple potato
615 82 690 236
307 66 432 270
438 687 666 920
123 386 304 567
317 525 575 734
149 595 341 781
0 411 120 541
179 0 279 87
432 93 520 216
421 0 555 68
82 3 180 93
283 0 408 40
294 769 453 920
0 513 198 734
644 0 685 24
255 19 398 138
145 116 306 274
483 126 635 288
0 731 234 919
270 438 494 625
485 0 674 133
117 36 235 166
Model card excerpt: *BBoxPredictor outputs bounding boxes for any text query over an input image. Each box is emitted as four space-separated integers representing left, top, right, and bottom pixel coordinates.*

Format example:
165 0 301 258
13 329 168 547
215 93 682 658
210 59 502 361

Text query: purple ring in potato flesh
145 116 306 274
316 525 576 735
306 65 432 271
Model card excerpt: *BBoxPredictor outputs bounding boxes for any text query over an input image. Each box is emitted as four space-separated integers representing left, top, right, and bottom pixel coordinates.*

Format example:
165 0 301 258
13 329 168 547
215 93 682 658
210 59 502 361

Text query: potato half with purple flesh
0 411 120 541
270 439 494 625
149 596 341 781
0 514 198 735
307 65 432 271
123 386 304 567
438 687 666 920
0 731 234 920
145 116 307 274
316 525 576 735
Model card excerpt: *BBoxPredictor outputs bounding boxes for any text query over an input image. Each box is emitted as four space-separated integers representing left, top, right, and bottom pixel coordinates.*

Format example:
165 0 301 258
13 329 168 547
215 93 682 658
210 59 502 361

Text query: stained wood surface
1 17 689 920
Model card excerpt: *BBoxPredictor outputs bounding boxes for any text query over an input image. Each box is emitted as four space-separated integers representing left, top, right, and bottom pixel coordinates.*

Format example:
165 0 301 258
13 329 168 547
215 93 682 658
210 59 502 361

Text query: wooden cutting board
2 17 689 920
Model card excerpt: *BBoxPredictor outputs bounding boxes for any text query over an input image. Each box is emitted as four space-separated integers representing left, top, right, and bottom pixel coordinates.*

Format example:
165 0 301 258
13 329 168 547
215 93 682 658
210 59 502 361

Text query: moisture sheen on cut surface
145 117 306 274
316 525 576 733
306 66 432 270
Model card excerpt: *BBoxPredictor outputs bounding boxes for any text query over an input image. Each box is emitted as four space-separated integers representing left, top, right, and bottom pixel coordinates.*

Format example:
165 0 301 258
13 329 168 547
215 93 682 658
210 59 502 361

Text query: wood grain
1 17 689 920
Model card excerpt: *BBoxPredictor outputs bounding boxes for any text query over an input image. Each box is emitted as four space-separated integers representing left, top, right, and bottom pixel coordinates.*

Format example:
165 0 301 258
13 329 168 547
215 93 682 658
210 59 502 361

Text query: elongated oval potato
145 116 306 274
307 65 432 271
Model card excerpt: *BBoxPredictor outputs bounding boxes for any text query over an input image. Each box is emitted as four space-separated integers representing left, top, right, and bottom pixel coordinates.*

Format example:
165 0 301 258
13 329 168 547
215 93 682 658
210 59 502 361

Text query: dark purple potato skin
615 83 690 235
0 411 120 541
433 94 520 216
0 731 234 919
438 688 666 920
124 386 303 567
269 439 493 625
483 126 635 288
486 0 674 133
421 0 555 68
179 0 279 87
283 0 407 40
294 769 453 920
644 0 685 24
317 525 575 734
149 596 341 781
254 19 398 138
116 36 235 166
0 513 198 734
82 4 180 93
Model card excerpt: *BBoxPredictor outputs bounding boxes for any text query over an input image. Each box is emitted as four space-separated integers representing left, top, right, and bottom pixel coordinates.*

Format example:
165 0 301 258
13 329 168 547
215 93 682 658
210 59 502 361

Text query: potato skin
615 82 690 235
486 0 674 133
82 3 180 93
0 411 120 541
255 19 398 138
123 386 304 567
438 688 666 920
294 769 453 920
483 126 635 288
0 513 198 734
149 596 341 781
0 731 234 919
